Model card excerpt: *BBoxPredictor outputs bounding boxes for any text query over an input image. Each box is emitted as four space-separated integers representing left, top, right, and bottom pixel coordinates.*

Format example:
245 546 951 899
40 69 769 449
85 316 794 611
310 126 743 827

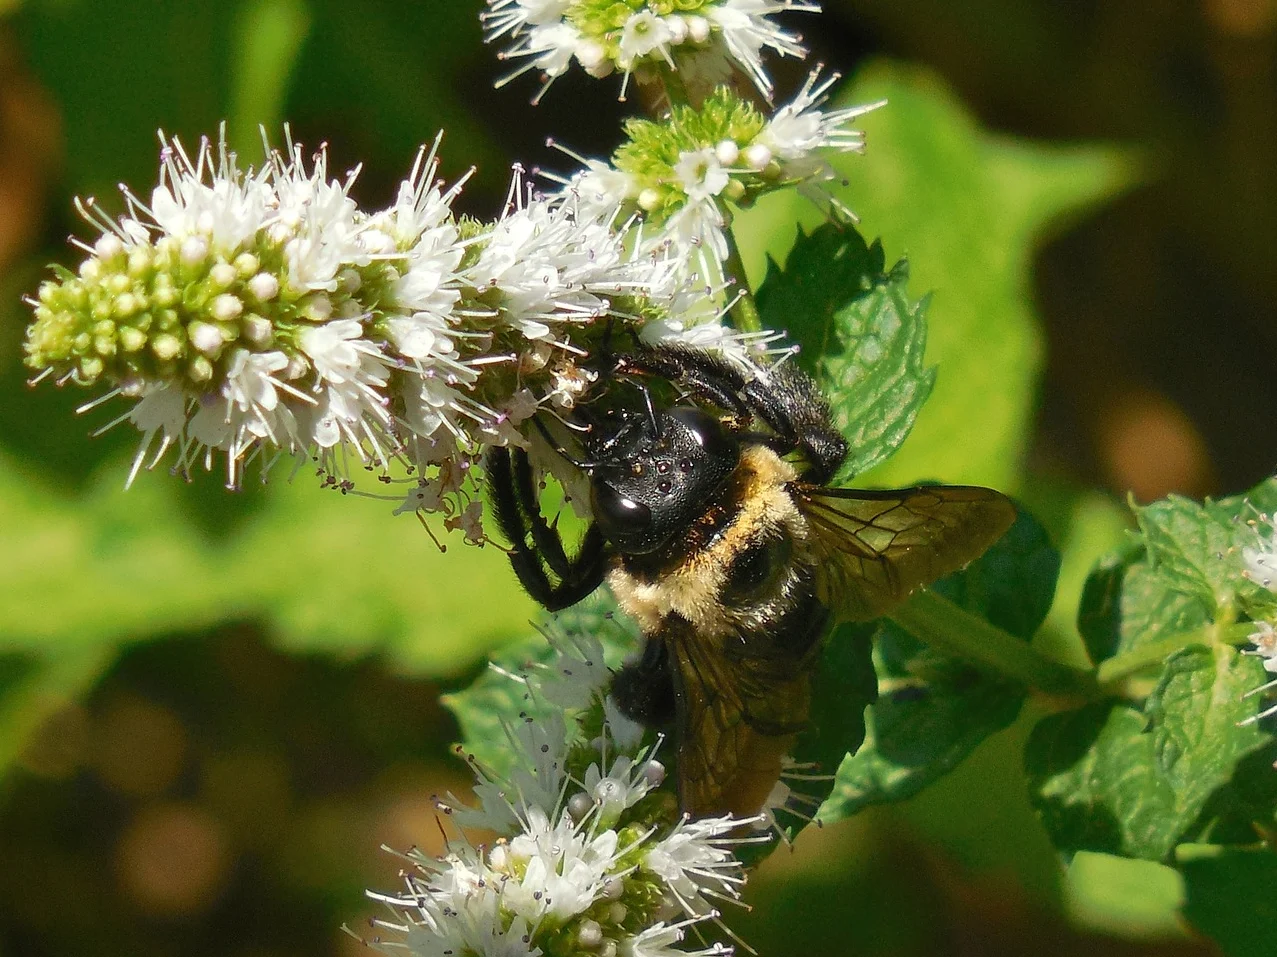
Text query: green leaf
736 62 1139 492
818 508 1059 823
1179 846 1277 957
1134 495 1239 615
782 622 877 833
754 223 934 479
1027 644 1269 861
1064 851 1186 939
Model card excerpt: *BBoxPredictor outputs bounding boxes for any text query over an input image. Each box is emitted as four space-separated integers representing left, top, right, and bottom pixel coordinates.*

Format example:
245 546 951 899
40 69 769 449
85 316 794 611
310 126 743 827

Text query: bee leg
487 446 608 612
610 637 677 729
740 362 848 484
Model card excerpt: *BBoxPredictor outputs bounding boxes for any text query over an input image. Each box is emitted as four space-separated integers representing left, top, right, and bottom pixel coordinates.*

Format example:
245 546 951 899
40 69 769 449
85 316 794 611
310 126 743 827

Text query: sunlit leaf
756 223 934 480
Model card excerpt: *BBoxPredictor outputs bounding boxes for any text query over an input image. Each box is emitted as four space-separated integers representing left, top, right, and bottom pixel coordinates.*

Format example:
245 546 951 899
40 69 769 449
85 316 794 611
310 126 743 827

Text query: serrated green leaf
1063 851 1186 939
1027 643 1269 860
1179 847 1277 957
818 508 1058 822
754 223 934 479
1135 495 1237 614
736 62 1139 492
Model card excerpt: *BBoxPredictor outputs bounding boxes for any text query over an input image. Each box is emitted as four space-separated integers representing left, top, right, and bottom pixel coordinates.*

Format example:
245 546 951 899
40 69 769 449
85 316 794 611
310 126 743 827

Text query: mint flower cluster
485 0 819 101
24 133 689 524
360 628 761 957
559 72 881 285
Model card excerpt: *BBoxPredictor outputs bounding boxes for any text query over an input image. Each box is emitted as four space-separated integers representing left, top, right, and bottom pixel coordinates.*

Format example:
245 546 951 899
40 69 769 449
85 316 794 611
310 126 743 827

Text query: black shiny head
588 406 739 555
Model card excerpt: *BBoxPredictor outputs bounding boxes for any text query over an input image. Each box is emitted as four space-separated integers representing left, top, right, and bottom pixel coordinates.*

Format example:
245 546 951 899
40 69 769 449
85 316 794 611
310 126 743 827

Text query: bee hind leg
486 446 609 612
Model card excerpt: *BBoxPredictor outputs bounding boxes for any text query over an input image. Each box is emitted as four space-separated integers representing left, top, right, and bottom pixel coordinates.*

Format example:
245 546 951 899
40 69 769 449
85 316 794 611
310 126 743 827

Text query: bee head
587 406 739 554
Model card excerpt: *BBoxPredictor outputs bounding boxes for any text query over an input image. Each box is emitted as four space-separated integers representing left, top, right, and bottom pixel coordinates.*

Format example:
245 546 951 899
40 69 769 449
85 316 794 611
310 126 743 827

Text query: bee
486 344 1016 819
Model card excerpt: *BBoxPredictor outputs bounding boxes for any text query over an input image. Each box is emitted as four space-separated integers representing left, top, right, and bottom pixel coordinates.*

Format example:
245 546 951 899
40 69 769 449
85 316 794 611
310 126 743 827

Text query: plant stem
1095 621 1256 690
722 225 762 334
888 589 1098 696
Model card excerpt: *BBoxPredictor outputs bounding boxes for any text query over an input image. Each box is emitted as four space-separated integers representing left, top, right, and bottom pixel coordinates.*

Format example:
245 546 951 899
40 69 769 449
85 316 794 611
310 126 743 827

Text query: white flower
623 920 730 957
146 131 272 253
123 382 188 486
583 755 657 825
482 0 820 102
642 814 755 912
705 0 821 98
482 0 572 41
1244 533 1277 590
639 316 792 374
1241 620 1277 729
472 180 659 343
399 373 478 445
503 806 621 921
536 627 610 710
674 148 730 204
751 70 886 189
367 660 760 957
493 20 587 100
569 159 640 220
619 11 675 67
453 711 571 833
604 694 647 750
271 142 367 292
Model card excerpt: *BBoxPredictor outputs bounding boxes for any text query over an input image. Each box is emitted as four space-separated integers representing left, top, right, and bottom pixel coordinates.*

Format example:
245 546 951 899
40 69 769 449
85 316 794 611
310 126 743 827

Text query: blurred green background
0 0 1272 954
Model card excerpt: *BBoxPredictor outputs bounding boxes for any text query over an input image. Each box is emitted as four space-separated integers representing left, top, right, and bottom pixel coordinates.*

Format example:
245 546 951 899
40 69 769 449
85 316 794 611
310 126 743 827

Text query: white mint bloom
503 807 622 920
482 0 572 41
705 0 821 97
619 10 675 67
1242 620 1277 728
367 668 758 957
453 710 572 833
674 148 731 204
536 628 610 710
482 0 820 101
1244 529 1277 590
271 142 368 292
145 131 273 253
640 316 792 374
473 180 667 345
624 921 730 957
755 71 886 188
122 382 188 486
296 321 394 466
583 754 657 825
642 813 755 913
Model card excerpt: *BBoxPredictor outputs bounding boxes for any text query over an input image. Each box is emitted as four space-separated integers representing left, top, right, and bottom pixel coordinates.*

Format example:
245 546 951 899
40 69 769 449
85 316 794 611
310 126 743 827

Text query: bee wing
664 616 810 819
793 483 1017 622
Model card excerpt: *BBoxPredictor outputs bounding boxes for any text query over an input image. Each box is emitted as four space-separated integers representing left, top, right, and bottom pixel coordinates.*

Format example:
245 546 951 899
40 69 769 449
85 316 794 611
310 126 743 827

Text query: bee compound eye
592 481 653 537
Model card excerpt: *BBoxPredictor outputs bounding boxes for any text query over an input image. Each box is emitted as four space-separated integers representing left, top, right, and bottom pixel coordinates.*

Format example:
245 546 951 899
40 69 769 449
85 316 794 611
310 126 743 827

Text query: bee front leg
486 446 608 612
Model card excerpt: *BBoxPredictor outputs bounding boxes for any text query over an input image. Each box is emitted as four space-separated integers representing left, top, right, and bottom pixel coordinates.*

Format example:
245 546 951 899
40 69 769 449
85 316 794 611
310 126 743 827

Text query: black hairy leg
486 446 609 611
610 636 677 729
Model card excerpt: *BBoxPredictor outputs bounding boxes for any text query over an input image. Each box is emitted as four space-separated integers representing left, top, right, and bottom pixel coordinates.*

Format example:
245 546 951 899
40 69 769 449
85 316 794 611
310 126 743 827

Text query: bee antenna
533 416 598 471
